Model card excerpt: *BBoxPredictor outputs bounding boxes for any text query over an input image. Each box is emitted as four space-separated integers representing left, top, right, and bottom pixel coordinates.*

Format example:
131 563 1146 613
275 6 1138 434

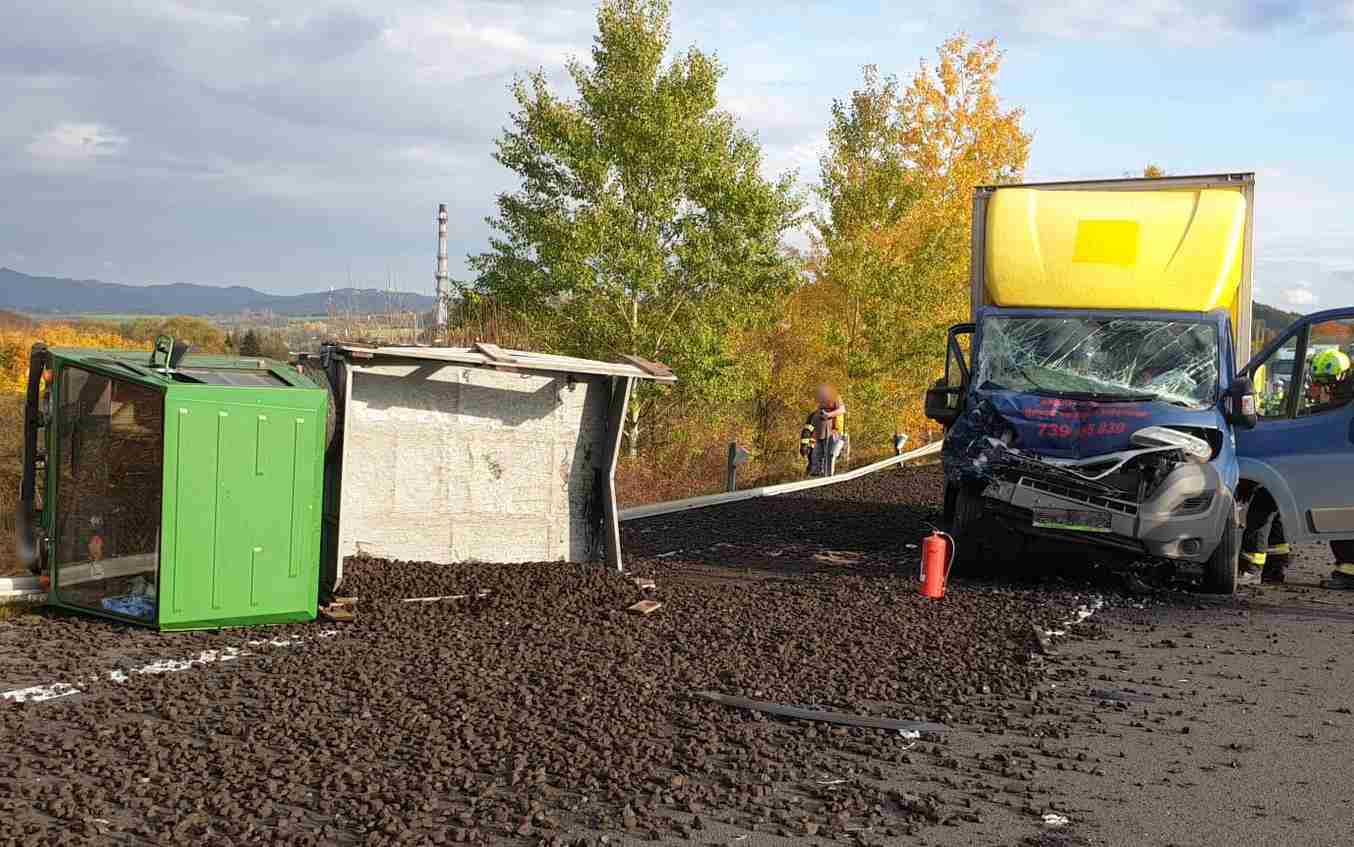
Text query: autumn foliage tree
809 36 1030 446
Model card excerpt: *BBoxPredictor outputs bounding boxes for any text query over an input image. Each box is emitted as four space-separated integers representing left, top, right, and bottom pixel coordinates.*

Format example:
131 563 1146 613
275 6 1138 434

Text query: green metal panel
39 348 328 630
158 385 325 630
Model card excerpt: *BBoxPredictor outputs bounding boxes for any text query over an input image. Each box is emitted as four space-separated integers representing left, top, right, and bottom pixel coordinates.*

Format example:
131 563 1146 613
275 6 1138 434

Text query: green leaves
469 0 802 453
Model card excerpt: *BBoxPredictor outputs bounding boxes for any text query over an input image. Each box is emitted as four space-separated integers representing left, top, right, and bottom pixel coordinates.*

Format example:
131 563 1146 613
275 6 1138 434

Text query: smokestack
435 203 449 336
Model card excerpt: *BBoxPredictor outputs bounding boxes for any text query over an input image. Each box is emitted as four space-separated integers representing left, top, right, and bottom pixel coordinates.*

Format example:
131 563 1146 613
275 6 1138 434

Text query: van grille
1017 477 1139 516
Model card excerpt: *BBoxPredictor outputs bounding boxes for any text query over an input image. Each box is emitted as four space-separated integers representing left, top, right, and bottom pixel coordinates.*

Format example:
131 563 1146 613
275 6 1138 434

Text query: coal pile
1 466 1090 846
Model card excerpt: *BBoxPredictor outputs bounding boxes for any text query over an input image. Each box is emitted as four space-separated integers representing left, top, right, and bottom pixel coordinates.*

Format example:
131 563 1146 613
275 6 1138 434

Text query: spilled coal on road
0 465 1242 847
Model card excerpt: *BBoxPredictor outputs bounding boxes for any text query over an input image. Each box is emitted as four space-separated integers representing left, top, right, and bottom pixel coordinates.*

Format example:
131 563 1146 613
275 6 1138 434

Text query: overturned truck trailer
925 174 1260 592
306 344 675 592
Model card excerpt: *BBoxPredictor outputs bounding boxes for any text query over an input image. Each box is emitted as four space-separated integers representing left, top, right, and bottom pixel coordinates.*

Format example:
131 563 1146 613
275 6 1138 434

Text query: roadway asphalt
1019 543 1354 847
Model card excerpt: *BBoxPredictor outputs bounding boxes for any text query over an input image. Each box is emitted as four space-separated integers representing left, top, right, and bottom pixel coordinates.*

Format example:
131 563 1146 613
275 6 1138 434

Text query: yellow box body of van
984 186 1248 327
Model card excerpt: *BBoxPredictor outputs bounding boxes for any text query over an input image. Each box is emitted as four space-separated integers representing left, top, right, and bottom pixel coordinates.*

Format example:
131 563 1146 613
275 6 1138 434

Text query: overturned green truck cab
17 339 326 629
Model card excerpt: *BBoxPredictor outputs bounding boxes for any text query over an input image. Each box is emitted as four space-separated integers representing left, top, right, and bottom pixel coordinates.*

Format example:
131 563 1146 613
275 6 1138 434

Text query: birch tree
469 0 801 456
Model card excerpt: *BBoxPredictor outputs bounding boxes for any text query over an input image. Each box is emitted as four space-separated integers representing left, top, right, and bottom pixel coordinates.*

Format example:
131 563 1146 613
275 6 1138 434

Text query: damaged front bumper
979 459 1231 562
943 398 1235 563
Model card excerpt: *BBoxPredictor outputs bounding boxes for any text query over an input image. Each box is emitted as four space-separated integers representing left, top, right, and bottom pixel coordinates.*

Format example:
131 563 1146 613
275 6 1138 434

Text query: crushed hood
943 390 1226 490
986 392 1153 459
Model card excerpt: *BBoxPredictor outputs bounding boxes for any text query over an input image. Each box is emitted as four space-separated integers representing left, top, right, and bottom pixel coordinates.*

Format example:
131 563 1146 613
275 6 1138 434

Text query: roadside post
726 443 750 492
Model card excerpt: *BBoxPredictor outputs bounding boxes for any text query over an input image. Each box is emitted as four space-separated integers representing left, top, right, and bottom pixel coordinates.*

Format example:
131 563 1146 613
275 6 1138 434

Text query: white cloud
978 0 1353 45
1282 281 1319 307
0 0 1351 296
26 121 127 163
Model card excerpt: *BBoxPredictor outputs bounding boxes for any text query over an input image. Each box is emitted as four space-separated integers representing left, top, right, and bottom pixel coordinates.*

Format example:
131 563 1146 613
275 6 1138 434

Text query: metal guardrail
0 575 45 605
619 440 942 522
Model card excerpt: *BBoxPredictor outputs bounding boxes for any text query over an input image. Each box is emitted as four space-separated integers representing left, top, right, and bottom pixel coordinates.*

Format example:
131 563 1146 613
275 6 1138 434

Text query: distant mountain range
0 268 436 317
1253 301 1304 336
0 266 1316 331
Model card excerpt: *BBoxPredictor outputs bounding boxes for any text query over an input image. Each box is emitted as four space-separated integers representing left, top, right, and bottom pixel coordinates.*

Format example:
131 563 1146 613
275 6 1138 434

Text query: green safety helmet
1312 349 1352 383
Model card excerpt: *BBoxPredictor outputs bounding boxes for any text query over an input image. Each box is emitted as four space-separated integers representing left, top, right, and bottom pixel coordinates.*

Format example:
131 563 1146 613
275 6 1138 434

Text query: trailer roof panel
337 344 677 383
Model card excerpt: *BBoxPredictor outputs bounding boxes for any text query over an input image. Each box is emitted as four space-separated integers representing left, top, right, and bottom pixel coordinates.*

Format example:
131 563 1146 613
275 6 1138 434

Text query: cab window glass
945 332 971 389
1298 319 1354 417
1251 334 1299 420
54 368 164 621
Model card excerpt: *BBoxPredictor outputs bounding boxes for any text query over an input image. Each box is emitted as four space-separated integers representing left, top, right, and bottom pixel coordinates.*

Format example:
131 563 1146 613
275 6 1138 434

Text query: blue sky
1 1 1351 312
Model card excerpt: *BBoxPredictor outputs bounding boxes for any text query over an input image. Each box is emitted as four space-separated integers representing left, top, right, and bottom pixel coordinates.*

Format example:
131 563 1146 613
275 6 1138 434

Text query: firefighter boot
1239 510 1276 587
1329 541 1354 590
1262 543 1290 583
1262 526 1291 584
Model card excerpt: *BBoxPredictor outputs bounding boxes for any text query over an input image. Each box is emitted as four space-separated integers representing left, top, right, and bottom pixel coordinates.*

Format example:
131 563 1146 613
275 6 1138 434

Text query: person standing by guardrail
809 385 847 477
799 411 817 475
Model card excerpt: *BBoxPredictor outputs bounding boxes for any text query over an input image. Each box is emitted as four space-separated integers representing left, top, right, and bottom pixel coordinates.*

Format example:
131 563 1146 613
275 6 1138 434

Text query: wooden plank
619 441 942 522
692 691 949 734
616 354 674 379
472 342 517 363
627 599 662 615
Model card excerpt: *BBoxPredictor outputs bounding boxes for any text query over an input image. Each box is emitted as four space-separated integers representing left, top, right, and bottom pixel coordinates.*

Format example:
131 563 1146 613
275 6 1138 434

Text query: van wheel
1203 510 1239 594
952 486 998 576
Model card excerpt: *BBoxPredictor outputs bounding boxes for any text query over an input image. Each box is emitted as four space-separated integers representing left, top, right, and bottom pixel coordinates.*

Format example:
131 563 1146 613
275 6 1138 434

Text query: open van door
1238 307 1354 546
924 323 975 428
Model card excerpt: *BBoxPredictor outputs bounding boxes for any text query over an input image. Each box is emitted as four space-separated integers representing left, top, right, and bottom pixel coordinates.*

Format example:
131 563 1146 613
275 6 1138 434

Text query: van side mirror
1225 376 1258 430
925 378 964 428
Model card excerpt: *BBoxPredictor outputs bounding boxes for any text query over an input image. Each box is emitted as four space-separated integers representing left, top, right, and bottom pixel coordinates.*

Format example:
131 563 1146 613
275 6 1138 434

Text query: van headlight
1130 426 1213 461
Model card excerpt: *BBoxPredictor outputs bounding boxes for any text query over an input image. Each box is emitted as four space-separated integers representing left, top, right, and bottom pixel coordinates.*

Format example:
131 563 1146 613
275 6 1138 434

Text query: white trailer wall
337 361 612 568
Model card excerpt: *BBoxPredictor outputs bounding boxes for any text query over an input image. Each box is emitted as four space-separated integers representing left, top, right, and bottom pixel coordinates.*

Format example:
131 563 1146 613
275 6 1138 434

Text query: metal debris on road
400 591 491 603
692 691 949 734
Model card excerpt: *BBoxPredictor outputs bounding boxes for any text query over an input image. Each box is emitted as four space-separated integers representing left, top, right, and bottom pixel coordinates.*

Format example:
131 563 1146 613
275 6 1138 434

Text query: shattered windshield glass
976 316 1219 409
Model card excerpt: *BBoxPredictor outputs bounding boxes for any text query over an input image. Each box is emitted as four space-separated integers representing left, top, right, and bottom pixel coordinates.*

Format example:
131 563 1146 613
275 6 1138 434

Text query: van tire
952 486 997 576
1203 509 1240 594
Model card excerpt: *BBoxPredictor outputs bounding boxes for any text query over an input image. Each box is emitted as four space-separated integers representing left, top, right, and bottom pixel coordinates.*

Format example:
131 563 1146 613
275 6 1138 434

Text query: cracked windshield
976 316 1219 408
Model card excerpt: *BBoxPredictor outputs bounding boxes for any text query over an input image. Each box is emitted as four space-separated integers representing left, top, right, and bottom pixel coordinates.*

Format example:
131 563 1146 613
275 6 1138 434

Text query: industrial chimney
434 203 449 336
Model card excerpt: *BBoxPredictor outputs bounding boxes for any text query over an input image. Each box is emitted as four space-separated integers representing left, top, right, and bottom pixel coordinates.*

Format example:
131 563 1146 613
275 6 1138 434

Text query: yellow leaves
807 34 1029 449
0 323 140 395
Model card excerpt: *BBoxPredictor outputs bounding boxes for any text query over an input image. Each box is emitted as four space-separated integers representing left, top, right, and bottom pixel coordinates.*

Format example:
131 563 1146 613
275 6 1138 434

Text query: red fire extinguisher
919 530 955 599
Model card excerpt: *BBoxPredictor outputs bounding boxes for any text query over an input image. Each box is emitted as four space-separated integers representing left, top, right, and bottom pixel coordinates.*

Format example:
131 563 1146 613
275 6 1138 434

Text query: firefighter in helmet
799 413 816 476
1244 348 1354 588
1312 349 1354 588
1309 349 1353 409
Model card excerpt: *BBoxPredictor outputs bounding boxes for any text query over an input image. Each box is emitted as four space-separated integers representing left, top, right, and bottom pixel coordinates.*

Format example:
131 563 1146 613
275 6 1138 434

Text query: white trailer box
312 344 674 589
